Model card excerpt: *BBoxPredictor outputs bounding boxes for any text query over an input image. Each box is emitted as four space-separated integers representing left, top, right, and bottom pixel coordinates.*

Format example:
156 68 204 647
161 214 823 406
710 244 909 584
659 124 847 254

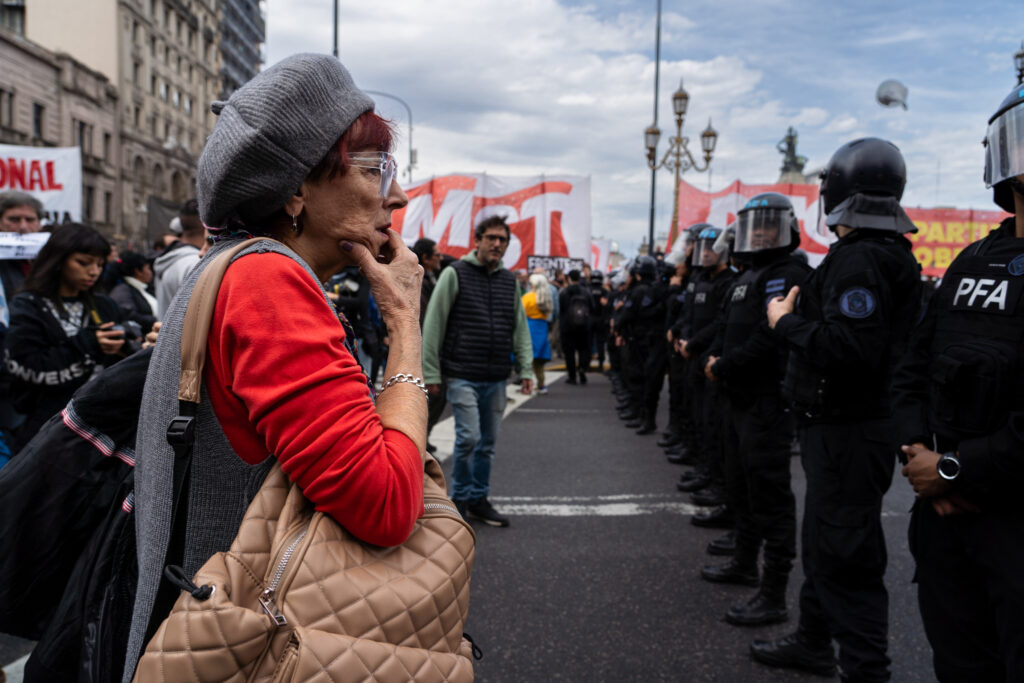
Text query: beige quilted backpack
134 240 477 682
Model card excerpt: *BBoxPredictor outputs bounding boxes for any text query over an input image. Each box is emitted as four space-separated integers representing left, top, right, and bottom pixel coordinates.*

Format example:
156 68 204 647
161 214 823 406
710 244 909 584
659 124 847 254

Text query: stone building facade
0 28 120 234
8 0 263 243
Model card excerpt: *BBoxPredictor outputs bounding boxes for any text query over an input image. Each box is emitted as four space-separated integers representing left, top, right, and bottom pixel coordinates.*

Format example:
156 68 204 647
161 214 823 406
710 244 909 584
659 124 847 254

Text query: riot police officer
614 255 665 434
698 194 810 629
892 86 1024 681
588 270 611 372
756 139 922 680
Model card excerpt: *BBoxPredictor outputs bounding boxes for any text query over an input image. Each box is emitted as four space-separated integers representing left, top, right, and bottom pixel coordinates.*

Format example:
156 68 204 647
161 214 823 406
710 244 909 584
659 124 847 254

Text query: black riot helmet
984 84 1024 214
630 255 658 280
819 137 916 234
733 193 799 255
590 270 605 285
691 226 724 267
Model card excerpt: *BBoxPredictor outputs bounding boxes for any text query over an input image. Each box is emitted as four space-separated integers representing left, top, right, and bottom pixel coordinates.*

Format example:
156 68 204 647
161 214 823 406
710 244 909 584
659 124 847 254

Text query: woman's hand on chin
342 229 422 328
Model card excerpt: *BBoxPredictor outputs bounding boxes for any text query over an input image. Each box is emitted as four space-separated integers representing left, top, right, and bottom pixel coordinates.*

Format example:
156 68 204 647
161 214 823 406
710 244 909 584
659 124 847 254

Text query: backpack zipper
424 502 459 515
258 527 308 627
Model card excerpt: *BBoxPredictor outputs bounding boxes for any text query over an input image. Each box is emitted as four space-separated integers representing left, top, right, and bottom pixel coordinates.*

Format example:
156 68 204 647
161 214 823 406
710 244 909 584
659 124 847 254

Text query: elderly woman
123 54 427 678
521 272 554 393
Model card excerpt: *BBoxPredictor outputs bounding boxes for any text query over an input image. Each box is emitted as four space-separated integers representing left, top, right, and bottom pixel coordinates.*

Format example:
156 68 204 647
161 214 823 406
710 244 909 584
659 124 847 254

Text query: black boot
691 487 725 507
635 413 656 435
691 505 734 528
625 414 644 429
726 572 789 626
677 472 710 492
706 530 736 556
656 432 681 448
750 632 837 676
701 554 759 586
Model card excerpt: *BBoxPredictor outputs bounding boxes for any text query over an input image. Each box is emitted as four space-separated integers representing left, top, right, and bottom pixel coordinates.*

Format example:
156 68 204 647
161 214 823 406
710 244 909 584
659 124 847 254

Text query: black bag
0 348 152 682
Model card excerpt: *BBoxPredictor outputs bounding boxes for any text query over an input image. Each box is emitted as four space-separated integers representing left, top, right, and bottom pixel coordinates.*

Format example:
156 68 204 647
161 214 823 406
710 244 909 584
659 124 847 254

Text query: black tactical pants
722 393 796 576
623 336 648 413
701 382 726 487
797 419 894 682
561 327 590 382
666 346 687 437
641 334 667 419
910 500 1024 682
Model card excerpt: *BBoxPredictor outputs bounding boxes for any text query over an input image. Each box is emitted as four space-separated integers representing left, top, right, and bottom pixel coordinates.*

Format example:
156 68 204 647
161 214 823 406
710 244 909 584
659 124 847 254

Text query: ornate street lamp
1015 41 1024 86
644 80 718 250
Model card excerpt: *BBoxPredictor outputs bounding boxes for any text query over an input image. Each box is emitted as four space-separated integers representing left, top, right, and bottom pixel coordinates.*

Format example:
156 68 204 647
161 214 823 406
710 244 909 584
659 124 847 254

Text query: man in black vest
755 139 922 680
893 86 1024 681
422 215 534 527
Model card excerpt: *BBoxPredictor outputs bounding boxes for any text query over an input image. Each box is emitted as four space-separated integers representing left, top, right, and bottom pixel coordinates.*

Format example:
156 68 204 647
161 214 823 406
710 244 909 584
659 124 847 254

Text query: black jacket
4 291 123 449
109 281 158 332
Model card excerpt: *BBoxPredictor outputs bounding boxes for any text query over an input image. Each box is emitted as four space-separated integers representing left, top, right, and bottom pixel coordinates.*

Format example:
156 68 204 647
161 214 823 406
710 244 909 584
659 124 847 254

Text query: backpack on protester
566 287 591 329
133 240 479 682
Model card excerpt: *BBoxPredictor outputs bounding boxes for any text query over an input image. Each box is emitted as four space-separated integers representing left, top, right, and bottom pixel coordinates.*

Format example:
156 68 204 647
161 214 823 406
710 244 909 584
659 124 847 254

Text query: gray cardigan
123 238 332 680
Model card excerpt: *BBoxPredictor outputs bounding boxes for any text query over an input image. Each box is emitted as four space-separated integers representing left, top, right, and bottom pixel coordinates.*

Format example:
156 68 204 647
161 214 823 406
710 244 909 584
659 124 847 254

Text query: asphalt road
459 370 934 682
0 368 935 681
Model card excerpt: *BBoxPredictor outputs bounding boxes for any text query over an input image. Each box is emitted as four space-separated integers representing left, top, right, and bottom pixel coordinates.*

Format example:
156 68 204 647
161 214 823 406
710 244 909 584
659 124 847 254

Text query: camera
111 321 144 354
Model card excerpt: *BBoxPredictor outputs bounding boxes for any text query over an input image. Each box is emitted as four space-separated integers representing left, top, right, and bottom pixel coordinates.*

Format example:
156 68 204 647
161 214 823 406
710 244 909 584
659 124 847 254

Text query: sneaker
453 499 469 519
579 373 587 384
537 386 548 395
467 497 510 527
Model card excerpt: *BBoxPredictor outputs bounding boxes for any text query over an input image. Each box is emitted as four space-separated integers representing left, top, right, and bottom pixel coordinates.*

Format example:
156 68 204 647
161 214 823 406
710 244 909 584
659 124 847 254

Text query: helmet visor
691 238 722 267
985 99 1024 188
734 208 793 253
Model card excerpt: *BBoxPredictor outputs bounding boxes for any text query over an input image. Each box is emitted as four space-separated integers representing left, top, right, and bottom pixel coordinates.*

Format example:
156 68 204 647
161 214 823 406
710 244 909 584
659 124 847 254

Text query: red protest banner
670 179 1011 276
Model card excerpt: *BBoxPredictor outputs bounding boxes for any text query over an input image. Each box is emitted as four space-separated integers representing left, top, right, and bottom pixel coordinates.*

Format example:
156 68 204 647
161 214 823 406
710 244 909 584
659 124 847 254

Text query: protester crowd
0 51 1020 683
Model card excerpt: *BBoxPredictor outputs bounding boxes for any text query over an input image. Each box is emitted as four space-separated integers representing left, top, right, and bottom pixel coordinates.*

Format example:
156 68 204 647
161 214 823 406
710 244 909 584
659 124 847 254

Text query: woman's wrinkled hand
342 229 422 327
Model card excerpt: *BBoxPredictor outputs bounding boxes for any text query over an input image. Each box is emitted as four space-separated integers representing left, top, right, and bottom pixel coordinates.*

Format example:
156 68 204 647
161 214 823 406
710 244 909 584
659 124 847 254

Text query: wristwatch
937 452 961 481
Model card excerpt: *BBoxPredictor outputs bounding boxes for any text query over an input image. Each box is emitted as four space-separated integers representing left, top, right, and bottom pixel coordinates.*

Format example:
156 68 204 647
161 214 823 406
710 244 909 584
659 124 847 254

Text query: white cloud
262 0 1022 255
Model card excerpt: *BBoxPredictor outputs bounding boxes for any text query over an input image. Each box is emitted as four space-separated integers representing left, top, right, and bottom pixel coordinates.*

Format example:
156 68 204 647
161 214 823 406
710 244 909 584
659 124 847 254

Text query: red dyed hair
307 111 396 184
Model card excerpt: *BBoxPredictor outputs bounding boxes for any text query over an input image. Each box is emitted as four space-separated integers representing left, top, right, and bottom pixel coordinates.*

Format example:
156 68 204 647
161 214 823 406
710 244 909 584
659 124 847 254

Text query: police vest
691 268 735 335
927 228 1024 441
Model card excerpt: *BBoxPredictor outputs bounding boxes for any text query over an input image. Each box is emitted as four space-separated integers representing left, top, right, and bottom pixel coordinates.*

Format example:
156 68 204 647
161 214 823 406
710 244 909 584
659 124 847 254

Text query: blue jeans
447 377 505 501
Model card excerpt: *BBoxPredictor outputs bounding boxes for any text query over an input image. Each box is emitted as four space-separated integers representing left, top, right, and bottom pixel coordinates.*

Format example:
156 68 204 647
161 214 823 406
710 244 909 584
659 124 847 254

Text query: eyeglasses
348 151 398 198
481 234 509 244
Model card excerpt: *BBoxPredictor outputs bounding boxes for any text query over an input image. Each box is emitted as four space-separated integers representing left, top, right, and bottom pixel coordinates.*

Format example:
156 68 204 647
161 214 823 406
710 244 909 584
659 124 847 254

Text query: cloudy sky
263 0 1024 255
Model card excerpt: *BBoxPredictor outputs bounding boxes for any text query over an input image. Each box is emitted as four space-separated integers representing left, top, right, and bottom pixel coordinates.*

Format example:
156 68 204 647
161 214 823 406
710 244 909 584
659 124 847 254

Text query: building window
188 64 193 82
150 115 157 137
0 0 26 35
150 36 156 56
159 81 167 100
104 191 112 224
150 75 157 95
163 6 169 27
134 105 141 128
0 88 12 127
132 60 141 84
132 19 139 43
177 55 181 74
149 0 156 19
32 103 44 140
103 132 111 161
184 96 191 116
172 90 179 108
76 119 92 154
164 45 169 65
163 120 170 139
83 185 94 221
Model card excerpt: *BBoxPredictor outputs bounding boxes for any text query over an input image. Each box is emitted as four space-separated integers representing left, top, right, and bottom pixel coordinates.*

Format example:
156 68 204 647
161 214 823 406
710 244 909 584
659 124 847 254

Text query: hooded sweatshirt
153 241 200 319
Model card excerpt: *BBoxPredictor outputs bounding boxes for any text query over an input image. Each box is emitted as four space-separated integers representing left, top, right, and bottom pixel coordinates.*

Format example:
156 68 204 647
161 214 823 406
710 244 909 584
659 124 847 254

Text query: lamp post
1015 41 1024 86
364 90 416 183
644 80 718 250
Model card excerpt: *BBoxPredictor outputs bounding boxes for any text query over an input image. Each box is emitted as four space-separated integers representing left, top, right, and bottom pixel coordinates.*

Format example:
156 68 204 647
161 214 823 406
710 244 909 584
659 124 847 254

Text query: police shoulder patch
839 286 876 319
1008 253 1024 277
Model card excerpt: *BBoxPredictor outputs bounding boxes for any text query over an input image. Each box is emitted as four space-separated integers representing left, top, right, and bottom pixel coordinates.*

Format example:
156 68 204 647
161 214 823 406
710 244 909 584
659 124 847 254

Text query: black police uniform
773 229 921 681
617 276 666 429
663 272 691 443
589 279 611 370
681 265 737 488
893 218 1024 681
706 253 809 594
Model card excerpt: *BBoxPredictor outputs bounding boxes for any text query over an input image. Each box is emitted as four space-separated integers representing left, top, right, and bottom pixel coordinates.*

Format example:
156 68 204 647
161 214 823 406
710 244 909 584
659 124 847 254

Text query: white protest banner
394 174 591 271
527 254 586 279
591 238 611 272
0 144 82 225
0 232 50 260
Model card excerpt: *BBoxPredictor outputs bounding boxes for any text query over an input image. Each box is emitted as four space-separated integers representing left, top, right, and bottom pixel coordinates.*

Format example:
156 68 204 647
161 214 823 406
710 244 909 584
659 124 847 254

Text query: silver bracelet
380 372 429 398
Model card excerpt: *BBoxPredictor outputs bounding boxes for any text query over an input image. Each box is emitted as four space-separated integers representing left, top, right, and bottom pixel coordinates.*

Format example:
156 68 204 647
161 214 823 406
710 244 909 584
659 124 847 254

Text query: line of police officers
598 85 1024 681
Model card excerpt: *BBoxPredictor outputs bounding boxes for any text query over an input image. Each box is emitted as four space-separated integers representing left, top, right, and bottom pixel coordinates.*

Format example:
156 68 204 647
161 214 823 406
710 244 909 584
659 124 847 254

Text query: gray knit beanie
196 53 375 227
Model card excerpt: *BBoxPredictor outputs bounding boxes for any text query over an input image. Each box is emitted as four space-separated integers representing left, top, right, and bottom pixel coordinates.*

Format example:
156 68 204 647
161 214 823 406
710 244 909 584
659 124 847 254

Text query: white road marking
4 654 28 682
490 501 705 517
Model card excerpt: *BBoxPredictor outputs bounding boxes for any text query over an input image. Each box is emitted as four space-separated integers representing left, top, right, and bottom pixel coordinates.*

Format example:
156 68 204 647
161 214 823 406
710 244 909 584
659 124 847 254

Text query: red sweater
204 253 423 547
